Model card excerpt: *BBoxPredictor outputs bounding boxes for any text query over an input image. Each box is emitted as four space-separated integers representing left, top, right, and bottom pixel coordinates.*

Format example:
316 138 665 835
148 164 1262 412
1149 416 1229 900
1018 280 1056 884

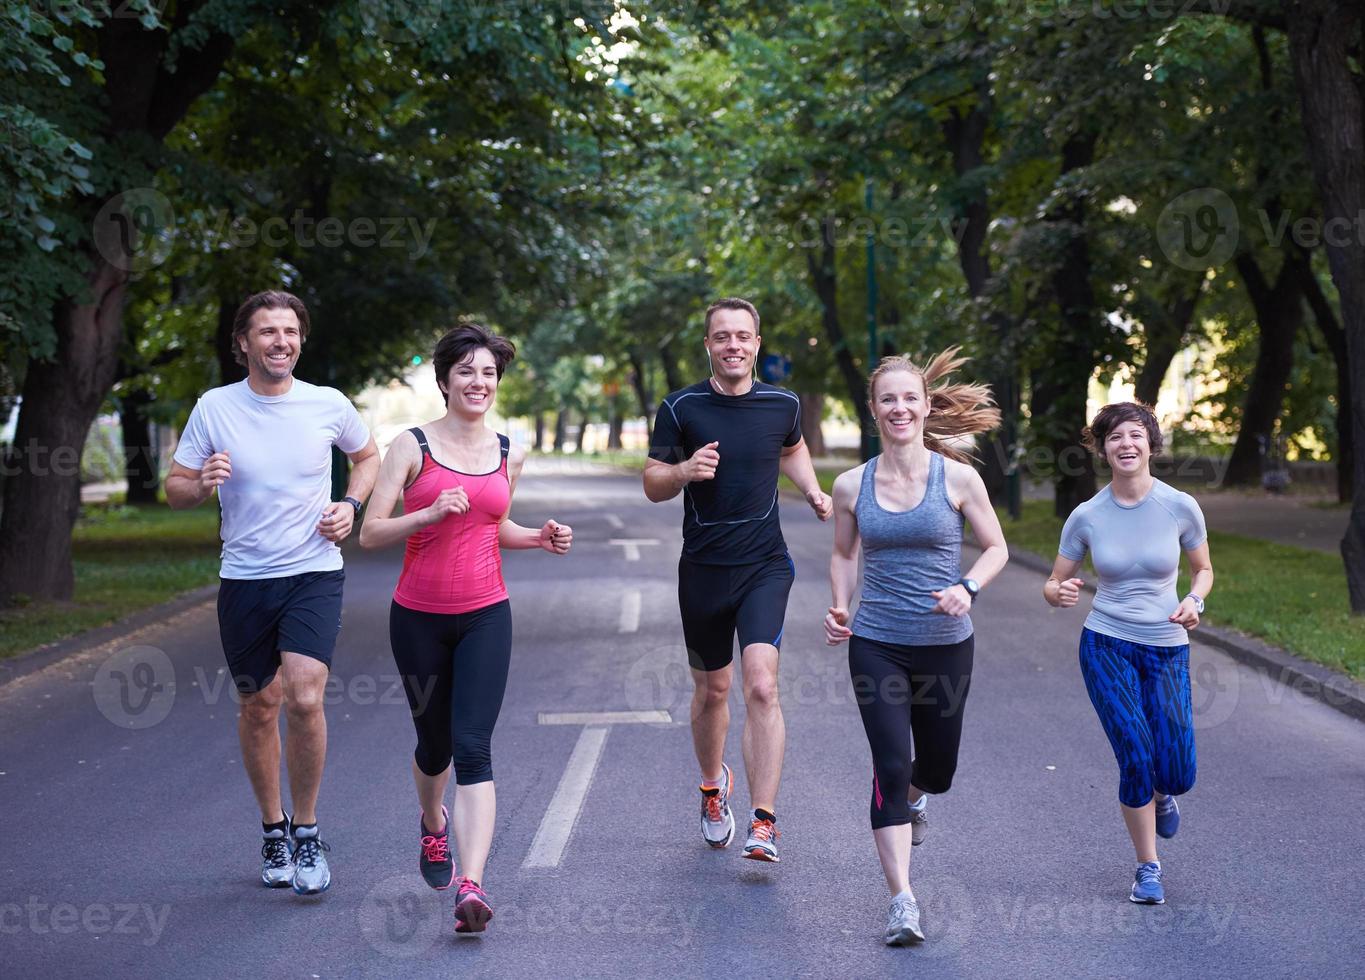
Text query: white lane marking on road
606 513 624 530
524 726 610 869
609 538 659 561
619 589 641 633
538 710 672 725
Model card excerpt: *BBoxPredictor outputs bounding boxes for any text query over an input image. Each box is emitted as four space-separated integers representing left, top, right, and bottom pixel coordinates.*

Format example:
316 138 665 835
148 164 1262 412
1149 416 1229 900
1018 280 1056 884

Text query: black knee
414 743 452 778
910 756 957 796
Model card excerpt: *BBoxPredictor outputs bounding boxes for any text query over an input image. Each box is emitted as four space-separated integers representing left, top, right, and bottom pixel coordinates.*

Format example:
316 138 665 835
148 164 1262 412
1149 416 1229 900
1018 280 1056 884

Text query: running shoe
1129 861 1164 905
884 893 925 946
453 876 493 933
420 805 454 890
290 824 332 895
1155 795 1180 839
742 812 780 863
909 794 928 847
700 762 736 849
260 817 294 888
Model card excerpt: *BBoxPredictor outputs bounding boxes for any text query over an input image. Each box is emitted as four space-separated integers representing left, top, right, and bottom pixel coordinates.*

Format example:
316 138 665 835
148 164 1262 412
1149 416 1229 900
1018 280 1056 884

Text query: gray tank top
850 453 973 646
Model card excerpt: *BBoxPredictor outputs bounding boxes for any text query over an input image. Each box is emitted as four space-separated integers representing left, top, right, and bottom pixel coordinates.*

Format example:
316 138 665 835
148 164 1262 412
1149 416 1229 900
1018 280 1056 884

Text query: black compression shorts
677 553 795 672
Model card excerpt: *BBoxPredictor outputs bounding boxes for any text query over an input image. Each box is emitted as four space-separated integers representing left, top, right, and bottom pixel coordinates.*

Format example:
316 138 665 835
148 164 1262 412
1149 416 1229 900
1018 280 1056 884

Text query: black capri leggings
388 599 512 785
848 633 974 830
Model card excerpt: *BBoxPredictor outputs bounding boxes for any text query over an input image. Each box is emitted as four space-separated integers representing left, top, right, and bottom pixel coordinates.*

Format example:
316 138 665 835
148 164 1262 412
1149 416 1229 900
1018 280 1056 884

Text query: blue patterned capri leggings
1078 627 1196 809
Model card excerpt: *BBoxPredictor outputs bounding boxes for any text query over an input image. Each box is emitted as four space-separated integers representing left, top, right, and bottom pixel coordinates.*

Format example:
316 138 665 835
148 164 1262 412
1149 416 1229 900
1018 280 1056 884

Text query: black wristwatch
959 577 980 600
343 495 363 516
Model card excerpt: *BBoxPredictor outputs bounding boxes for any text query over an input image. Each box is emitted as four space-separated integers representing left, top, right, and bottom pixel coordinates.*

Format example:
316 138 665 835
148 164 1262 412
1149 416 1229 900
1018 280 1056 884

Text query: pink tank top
393 427 511 614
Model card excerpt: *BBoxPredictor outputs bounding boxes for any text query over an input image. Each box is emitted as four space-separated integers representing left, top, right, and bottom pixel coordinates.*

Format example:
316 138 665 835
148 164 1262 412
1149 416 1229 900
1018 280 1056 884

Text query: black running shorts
677 553 795 672
217 569 345 695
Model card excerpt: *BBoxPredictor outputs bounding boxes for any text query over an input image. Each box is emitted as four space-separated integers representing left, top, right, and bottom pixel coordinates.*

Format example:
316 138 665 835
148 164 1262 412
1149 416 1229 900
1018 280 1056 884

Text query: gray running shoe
260 820 294 888
909 794 927 847
885 894 925 946
741 813 780 862
290 824 331 895
700 762 736 848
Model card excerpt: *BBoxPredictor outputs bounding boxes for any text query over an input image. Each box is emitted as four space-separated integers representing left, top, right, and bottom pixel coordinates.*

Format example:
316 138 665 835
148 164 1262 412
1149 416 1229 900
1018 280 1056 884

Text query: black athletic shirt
648 380 803 565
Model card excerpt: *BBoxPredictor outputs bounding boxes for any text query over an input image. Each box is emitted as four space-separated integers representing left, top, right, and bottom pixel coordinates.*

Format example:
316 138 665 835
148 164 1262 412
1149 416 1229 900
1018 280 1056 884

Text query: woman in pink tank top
360 324 572 934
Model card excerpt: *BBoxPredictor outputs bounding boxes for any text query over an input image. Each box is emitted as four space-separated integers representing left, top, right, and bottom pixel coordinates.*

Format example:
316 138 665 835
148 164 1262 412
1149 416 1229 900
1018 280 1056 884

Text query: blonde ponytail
867 347 1000 464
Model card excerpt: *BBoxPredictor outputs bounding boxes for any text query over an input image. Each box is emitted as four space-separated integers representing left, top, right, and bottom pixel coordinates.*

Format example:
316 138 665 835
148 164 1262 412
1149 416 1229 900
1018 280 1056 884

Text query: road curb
1003 546 1365 725
0 583 220 690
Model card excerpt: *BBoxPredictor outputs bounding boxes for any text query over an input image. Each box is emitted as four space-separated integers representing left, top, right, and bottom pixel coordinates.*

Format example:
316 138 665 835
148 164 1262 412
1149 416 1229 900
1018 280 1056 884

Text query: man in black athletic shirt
644 297 832 863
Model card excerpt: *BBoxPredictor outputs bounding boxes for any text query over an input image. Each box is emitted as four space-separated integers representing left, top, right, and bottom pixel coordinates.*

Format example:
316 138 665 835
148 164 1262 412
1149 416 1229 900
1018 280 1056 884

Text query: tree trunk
573 412 587 454
1300 266 1353 502
1224 252 1306 486
216 295 247 387
0 7 239 603
628 351 653 437
658 341 685 394
120 386 159 505
533 413 545 452
806 214 875 458
1285 0 1365 610
1135 283 1202 406
798 392 825 457
0 259 128 603
1039 132 1100 518
552 409 567 453
607 408 624 450
942 82 1018 503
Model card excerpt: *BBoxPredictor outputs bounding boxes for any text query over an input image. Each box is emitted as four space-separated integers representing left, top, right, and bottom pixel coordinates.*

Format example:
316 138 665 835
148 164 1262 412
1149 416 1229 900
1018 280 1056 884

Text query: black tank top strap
497 433 510 459
409 426 432 457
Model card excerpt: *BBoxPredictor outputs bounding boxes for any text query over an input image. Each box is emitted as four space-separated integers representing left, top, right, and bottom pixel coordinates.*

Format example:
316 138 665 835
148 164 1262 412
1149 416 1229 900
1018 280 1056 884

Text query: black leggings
389 599 512 785
848 633 974 830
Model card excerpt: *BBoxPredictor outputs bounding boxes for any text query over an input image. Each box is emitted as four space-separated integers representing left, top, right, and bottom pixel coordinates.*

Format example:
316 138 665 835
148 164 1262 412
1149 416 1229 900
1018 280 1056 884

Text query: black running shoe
420 805 454 890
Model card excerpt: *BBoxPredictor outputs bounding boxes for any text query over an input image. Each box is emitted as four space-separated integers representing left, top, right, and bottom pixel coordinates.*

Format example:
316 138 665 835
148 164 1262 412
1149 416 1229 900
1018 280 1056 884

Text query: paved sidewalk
1014 474 1349 555
1185 491 1348 554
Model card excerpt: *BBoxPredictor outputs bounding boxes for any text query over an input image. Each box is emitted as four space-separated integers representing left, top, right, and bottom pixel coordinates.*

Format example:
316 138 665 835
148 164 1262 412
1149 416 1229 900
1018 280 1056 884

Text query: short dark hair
704 297 760 336
432 323 516 400
231 291 311 366
1081 401 1164 457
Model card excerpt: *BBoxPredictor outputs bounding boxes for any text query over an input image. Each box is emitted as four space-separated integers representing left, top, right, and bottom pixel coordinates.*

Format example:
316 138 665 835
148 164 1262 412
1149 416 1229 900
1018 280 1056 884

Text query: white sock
894 887 915 903
909 794 927 811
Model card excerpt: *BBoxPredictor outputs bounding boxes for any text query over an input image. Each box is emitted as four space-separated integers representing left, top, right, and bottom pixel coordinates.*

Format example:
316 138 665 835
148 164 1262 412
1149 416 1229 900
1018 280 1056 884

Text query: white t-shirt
173 379 370 580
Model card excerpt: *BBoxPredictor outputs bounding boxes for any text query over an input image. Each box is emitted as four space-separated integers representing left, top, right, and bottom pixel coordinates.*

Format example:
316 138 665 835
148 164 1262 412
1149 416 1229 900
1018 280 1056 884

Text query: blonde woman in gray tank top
825 349 1009 946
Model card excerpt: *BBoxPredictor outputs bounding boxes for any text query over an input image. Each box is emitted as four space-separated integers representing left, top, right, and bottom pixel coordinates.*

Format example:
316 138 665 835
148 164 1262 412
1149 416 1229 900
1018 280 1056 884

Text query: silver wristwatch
1185 593 1204 614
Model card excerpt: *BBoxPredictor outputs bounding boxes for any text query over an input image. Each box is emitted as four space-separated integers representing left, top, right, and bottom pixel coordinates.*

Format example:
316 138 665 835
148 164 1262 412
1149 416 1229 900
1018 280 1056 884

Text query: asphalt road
2 468 1363 978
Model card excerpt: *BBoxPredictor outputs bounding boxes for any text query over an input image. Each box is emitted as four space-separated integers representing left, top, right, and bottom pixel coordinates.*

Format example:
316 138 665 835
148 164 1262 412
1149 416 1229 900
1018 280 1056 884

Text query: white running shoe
700 762 735 848
741 811 780 862
885 892 925 946
909 794 927 847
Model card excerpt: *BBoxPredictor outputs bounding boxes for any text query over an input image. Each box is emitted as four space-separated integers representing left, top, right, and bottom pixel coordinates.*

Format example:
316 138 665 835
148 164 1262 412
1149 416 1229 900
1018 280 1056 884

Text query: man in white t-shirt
165 290 379 895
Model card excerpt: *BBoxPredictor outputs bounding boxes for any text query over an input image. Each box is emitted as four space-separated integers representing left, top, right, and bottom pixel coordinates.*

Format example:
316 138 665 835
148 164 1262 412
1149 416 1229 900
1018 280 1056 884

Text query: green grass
0 504 222 660
996 500 1365 680
779 464 843 497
